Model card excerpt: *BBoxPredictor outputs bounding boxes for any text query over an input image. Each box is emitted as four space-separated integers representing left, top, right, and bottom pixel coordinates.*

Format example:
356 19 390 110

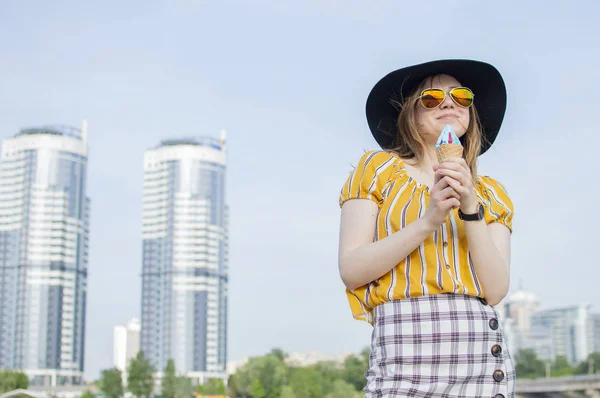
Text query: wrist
460 200 479 215
421 213 441 232
459 202 484 222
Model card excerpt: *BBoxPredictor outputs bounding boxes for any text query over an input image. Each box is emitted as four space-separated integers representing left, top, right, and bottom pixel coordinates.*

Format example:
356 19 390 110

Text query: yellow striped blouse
339 150 514 324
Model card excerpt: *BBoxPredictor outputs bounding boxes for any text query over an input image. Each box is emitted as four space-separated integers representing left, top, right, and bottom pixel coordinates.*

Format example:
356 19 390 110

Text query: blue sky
1 0 599 381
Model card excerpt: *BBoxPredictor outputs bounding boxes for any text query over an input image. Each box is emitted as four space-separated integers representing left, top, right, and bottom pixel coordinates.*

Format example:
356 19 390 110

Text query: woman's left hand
433 157 479 213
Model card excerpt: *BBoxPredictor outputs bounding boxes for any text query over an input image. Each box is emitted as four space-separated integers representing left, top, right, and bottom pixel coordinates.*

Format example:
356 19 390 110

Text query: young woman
338 59 515 397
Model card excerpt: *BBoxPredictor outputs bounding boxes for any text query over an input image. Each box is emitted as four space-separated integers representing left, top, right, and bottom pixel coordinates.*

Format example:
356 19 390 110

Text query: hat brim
365 59 507 155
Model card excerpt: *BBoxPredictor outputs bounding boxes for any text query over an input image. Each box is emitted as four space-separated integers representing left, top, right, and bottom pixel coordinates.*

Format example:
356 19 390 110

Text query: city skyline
0 126 231 386
500 288 600 365
1 0 599 383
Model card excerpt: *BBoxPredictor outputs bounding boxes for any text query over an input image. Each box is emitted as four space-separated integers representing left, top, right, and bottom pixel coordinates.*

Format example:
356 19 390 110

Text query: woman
338 59 515 397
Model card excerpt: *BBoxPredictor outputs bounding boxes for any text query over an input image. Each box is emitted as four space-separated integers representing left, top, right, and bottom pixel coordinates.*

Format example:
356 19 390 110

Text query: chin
438 120 466 135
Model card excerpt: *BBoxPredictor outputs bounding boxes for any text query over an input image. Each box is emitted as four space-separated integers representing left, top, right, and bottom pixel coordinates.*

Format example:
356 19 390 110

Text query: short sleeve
338 150 396 209
478 176 515 233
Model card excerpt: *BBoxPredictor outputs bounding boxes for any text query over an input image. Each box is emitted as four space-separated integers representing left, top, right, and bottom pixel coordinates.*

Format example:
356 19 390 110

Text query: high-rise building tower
531 304 594 364
113 318 141 382
0 122 90 387
505 288 541 334
140 133 228 383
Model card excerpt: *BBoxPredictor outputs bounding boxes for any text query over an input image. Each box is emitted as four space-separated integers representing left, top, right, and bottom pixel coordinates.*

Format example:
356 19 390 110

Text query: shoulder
476 174 514 220
477 175 513 201
351 149 399 171
339 150 400 208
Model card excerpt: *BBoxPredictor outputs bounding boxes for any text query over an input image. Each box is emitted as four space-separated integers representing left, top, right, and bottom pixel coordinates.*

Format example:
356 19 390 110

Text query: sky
1 0 599 382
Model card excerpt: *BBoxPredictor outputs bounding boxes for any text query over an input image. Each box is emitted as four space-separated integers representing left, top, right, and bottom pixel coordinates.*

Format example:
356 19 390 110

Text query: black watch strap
458 204 484 221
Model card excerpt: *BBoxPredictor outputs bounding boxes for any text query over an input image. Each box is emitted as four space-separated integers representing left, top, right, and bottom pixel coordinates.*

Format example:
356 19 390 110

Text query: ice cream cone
435 143 463 163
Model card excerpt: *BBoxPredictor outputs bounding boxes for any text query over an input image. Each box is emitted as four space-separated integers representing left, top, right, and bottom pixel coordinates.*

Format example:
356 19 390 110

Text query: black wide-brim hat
365 59 507 155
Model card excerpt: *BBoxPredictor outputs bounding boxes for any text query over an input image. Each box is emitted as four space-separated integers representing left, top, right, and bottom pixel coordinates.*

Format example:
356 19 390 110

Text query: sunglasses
418 87 475 109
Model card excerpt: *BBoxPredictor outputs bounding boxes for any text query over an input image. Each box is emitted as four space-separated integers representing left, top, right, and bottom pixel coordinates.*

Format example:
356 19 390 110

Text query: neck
402 146 438 187
411 145 438 171
422 145 438 167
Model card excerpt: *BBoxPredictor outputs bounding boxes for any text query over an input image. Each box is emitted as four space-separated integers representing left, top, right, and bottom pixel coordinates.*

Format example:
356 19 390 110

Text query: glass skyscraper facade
0 123 90 387
530 304 594 364
141 135 228 382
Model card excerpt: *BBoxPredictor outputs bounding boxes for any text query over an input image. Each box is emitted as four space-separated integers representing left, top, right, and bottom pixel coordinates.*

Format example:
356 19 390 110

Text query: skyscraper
0 122 90 387
531 304 594 364
504 288 541 334
501 288 558 363
140 133 228 383
113 318 141 382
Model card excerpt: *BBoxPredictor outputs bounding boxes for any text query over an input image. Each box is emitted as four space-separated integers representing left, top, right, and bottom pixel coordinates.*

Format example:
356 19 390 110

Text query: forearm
339 217 437 290
464 219 509 305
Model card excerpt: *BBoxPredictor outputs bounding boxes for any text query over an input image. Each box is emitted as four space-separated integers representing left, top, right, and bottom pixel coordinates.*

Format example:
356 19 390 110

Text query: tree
551 355 574 377
161 359 177 398
234 354 287 398
325 379 360 398
0 369 29 393
250 379 266 398
205 378 225 395
174 376 193 398
515 349 545 379
311 361 343 396
280 385 297 398
227 374 239 397
360 347 371 365
270 348 287 362
575 352 600 375
81 391 95 398
342 353 368 391
196 378 225 396
226 347 369 397
127 351 155 398
99 368 124 398
287 367 322 398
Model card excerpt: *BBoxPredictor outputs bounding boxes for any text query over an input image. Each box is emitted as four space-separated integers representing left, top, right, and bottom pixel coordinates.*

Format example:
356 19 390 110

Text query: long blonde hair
391 75 484 179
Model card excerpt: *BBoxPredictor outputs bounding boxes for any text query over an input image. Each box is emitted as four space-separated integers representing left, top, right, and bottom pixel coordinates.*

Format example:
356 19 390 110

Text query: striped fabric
365 294 515 397
339 150 514 324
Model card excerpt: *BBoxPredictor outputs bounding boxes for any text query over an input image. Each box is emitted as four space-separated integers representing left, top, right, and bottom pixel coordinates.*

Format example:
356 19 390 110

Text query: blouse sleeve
478 176 515 233
338 150 396 209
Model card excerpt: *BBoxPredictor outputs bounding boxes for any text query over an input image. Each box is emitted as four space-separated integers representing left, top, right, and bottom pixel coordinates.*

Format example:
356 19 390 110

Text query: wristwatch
458 204 484 221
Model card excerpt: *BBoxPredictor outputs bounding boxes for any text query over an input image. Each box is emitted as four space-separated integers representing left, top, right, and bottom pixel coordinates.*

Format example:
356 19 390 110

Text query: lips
437 114 459 119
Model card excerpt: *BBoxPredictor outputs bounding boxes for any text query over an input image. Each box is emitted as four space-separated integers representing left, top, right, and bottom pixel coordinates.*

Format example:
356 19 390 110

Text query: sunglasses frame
418 87 475 109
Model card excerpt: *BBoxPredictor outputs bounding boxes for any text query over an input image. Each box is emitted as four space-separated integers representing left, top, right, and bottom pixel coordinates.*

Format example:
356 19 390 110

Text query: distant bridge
517 375 600 397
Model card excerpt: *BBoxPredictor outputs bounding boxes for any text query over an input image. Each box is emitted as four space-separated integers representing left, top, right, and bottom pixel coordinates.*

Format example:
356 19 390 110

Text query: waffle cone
435 144 463 163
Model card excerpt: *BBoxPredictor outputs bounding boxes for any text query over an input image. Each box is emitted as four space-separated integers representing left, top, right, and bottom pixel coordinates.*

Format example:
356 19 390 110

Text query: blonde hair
391 75 484 179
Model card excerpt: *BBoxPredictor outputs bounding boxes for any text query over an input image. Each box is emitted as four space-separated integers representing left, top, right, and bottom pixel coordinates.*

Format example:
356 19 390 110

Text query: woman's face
415 74 471 145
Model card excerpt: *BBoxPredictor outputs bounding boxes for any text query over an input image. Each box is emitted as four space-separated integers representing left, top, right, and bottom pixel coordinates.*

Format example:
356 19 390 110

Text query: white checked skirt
364 294 515 398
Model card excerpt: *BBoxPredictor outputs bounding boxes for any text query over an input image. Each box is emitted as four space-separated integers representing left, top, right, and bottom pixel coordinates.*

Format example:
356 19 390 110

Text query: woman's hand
423 176 461 229
433 157 479 214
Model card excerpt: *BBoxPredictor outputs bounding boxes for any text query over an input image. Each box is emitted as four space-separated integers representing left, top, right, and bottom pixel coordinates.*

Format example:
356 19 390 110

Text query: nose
440 92 455 109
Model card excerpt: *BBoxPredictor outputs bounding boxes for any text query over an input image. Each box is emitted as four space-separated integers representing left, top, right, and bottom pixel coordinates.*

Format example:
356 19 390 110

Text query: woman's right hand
424 177 461 229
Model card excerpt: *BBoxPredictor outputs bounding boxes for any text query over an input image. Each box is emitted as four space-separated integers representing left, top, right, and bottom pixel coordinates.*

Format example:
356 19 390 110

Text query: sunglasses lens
450 88 474 108
420 89 444 108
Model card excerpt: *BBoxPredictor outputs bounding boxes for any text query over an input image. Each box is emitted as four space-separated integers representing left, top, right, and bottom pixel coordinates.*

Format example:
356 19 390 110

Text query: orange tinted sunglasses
418 87 475 109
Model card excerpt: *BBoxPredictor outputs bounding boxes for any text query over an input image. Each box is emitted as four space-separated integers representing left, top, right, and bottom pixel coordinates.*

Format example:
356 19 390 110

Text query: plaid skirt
364 294 515 398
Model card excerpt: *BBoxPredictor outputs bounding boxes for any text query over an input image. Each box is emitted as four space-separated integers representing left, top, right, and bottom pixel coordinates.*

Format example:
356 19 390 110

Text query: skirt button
493 369 505 382
491 344 502 357
489 318 499 330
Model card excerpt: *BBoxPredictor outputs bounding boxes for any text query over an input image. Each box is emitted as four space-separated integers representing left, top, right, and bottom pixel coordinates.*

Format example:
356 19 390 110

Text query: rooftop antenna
219 129 227 147
81 120 88 144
